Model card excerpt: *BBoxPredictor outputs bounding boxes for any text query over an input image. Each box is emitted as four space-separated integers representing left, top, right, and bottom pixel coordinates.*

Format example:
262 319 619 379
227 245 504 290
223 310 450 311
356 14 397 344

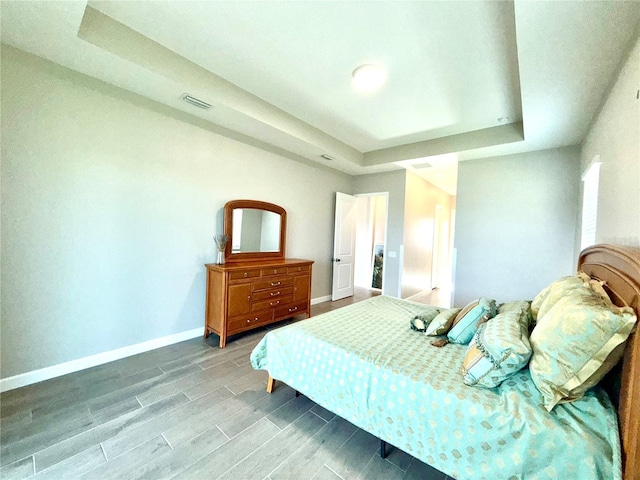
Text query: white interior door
332 192 357 301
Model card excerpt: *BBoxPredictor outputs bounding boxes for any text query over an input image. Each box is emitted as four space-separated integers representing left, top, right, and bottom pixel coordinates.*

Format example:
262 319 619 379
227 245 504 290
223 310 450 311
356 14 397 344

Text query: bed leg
267 376 276 393
380 440 388 458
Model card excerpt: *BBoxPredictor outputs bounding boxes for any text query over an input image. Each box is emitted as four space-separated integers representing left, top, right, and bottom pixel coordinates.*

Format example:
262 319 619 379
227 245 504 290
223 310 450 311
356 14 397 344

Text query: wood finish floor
0 290 451 480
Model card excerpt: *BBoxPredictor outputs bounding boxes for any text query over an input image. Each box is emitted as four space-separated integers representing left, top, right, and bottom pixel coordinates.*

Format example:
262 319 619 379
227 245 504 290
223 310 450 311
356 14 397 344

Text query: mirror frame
223 200 287 263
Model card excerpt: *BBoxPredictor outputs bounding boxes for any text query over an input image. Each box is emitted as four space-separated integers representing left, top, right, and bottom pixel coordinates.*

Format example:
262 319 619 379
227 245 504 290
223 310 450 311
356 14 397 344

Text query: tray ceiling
1 1 638 194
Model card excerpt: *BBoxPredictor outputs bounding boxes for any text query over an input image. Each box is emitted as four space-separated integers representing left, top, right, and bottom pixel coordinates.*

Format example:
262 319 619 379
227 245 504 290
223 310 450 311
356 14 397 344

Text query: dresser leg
204 328 209 339
219 335 227 348
267 376 276 393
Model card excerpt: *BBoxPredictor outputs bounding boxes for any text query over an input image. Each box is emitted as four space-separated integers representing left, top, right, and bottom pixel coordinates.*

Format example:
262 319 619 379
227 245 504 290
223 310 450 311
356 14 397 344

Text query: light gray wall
581 33 640 247
0 46 351 378
453 147 580 307
352 171 406 297
2 42 610 383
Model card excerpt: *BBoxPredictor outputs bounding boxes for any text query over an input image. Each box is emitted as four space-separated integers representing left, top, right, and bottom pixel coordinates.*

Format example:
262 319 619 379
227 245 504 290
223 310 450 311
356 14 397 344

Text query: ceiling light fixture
352 64 387 93
321 154 335 161
182 94 212 110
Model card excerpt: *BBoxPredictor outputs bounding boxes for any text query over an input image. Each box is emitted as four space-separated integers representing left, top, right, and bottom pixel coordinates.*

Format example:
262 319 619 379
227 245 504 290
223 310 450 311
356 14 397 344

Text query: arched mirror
223 200 286 263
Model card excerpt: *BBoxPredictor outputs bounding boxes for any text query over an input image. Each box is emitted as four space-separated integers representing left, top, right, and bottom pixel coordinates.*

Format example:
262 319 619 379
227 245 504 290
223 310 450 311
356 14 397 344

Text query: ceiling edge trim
363 122 525 166
77 6 364 168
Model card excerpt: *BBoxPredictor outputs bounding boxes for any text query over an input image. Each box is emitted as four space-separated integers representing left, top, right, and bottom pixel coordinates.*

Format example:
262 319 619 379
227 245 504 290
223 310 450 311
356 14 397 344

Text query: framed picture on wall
372 244 384 289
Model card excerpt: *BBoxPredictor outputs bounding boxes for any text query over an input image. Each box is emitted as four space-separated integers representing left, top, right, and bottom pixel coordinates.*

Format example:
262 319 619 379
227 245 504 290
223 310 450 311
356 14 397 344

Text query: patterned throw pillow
587 279 614 303
409 308 442 333
531 272 591 321
529 287 637 411
447 298 497 345
462 304 532 388
425 308 461 336
498 300 532 316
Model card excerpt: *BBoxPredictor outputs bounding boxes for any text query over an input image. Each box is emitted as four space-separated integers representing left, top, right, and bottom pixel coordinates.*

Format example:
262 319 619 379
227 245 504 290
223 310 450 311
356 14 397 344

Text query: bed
250 244 640 480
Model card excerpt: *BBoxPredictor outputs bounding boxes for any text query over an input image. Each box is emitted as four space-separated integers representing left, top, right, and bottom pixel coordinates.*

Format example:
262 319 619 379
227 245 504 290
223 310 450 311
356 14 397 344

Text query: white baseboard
311 295 332 305
1 295 335 392
0 327 203 393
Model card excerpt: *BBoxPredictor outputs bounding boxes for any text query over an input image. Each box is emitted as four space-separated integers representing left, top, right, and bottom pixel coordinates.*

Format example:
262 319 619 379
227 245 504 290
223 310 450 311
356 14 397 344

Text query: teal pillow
498 300 532 316
447 298 497 345
462 306 532 388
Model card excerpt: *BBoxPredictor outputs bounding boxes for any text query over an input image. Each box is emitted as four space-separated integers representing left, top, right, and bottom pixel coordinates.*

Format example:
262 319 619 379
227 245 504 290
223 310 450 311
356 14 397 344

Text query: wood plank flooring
0 289 451 480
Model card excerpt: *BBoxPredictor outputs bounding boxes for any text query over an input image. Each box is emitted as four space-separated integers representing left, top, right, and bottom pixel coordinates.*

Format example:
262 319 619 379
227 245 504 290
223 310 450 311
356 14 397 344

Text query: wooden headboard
578 244 640 480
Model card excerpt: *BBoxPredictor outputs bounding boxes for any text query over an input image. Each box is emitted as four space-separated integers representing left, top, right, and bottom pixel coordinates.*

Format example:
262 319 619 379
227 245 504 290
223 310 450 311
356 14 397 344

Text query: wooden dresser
204 258 313 347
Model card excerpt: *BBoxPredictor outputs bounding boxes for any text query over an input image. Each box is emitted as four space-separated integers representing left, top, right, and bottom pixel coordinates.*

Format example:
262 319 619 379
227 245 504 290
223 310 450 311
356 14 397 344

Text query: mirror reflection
232 208 282 253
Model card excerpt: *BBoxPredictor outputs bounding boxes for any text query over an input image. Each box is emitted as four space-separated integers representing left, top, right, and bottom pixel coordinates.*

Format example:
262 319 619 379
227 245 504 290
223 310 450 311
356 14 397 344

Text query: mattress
251 295 621 480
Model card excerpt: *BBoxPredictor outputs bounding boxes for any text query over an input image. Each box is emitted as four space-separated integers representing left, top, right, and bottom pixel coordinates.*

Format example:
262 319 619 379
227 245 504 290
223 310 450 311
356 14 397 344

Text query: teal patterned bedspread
250 296 621 480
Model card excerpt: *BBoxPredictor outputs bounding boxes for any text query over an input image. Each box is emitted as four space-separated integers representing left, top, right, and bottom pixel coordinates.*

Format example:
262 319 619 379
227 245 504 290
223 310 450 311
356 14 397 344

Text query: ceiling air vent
412 162 433 169
181 94 212 110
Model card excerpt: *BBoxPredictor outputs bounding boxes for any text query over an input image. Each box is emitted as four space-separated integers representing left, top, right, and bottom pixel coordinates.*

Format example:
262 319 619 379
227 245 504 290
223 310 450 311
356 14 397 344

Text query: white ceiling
1 1 638 195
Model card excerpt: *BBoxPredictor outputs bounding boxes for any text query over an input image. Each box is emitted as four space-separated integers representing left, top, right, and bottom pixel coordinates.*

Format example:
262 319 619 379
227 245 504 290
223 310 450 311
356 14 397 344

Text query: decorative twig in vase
214 234 229 264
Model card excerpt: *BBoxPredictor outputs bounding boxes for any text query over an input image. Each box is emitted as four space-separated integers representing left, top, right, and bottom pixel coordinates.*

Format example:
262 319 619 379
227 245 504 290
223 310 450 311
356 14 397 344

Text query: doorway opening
353 194 389 294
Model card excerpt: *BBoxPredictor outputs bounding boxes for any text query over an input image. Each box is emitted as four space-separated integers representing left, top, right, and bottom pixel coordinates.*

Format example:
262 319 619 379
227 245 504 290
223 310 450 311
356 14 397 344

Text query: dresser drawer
229 269 260 281
287 265 310 274
261 267 288 276
253 276 294 291
228 311 272 333
253 295 294 312
274 301 308 319
205 258 313 349
252 286 294 301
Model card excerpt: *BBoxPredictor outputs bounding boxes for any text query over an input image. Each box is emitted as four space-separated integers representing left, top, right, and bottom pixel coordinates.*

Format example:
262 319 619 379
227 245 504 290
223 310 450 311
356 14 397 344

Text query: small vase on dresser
213 234 229 265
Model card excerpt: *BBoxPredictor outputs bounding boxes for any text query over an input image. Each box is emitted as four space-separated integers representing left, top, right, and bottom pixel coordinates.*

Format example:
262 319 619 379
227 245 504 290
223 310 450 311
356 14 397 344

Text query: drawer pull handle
270 300 280 306
273 269 278 274
246 317 258 324
244 273 248 278
289 307 298 312
271 281 281 286
270 291 280 297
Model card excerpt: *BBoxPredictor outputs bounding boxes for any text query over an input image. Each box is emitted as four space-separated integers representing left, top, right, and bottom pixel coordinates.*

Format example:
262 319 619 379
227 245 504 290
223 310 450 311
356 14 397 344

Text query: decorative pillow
497 300 533 329
447 298 497 345
529 287 637 411
531 272 591 321
462 306 532 388
498 300 531 316
409 308 442 333
425 308 461 336
587 279 614 303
